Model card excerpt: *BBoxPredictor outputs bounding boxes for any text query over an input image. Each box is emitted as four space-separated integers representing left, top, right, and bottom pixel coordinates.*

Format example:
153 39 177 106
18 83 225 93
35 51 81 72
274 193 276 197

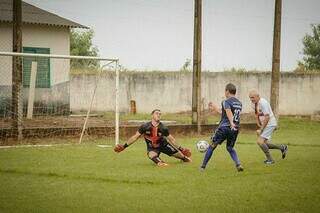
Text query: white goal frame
0 51 120 145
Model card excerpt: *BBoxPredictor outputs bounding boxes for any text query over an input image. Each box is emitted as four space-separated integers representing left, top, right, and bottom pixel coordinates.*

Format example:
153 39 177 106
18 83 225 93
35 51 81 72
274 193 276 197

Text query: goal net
0 51 120 145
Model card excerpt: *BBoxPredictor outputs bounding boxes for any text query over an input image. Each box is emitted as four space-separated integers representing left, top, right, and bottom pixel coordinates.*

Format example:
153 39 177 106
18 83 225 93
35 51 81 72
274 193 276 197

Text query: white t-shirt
257 98 277 127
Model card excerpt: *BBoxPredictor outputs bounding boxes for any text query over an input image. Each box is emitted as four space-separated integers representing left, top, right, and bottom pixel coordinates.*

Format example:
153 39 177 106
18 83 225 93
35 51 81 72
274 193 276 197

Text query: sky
25 0 320 71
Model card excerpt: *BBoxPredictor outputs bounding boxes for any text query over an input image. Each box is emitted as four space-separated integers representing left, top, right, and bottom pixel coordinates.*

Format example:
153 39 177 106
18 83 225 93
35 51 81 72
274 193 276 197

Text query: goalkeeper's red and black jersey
138 122 169 148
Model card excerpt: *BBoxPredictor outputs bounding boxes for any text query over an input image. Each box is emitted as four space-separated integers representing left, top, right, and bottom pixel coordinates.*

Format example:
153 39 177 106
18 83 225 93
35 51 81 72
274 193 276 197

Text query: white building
0 0 87 116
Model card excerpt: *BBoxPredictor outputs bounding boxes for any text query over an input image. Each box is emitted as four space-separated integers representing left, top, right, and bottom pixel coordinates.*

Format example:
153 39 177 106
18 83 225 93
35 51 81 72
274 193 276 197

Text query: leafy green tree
70 29 99 69
299 24 320 71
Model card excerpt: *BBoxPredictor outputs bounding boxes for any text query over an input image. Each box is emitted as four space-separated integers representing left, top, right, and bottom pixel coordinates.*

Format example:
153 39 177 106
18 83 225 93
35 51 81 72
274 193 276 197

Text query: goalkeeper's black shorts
146 141 178 156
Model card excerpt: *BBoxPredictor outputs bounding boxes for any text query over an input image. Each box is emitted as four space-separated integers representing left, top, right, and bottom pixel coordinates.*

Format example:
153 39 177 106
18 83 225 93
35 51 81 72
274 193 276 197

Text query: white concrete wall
70 72 320 115
0 23 70 86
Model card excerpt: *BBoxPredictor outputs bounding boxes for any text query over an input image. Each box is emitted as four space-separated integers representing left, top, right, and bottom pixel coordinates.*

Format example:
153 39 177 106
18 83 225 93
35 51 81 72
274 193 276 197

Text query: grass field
0 117 319 212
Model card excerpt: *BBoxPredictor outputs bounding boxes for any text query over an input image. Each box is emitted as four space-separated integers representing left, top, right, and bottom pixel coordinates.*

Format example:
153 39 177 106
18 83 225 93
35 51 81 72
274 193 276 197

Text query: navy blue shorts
211 126 239 147
146 142 178 156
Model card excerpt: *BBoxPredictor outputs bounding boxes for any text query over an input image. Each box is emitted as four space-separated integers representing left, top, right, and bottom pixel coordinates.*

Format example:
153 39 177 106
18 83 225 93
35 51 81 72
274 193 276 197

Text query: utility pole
12 0 23 140
192 0 202 134
270 0 282 118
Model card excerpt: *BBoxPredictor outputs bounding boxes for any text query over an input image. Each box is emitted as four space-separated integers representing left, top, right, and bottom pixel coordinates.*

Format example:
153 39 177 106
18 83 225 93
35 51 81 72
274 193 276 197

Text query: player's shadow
0 168 165 185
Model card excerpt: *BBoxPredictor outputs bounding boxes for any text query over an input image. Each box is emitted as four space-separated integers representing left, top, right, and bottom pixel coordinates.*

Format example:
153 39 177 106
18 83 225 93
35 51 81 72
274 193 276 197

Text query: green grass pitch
0 117 319 212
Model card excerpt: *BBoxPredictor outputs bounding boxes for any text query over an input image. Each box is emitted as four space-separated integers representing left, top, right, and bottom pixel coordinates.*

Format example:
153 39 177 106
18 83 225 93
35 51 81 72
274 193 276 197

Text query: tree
299 24 320 71
180 58 191 72
70 29 99 69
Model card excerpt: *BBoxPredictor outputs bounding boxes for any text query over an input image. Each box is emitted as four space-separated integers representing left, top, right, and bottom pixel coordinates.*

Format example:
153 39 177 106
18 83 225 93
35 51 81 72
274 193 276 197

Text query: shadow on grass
0 168 172 185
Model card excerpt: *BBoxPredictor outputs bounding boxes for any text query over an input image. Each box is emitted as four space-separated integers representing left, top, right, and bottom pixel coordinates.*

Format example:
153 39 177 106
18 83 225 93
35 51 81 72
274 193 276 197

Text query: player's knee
210 141 218 148
256 139 264 145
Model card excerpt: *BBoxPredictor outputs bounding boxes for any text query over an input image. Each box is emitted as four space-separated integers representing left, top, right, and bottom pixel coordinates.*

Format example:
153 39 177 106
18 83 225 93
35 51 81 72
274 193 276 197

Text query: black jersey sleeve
138 123 147 134
161 126 170 137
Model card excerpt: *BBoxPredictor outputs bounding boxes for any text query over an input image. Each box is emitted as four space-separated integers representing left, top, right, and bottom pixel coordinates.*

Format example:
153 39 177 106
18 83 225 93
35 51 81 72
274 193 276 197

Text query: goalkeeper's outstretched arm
114 131 141 152
167 135 192 157
166 134 180 149
126 131 142 146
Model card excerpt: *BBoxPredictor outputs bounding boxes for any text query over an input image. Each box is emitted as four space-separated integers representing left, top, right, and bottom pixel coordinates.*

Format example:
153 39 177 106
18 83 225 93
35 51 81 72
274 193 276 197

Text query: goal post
0 51 120 144
115 59 120 145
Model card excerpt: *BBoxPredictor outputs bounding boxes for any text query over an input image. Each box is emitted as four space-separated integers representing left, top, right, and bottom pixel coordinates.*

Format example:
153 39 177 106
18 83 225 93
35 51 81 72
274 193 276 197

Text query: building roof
0 0 88 28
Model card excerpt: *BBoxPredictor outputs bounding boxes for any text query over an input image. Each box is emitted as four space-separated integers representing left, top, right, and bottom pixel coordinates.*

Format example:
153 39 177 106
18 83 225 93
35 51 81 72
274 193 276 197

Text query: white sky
26 0 320 71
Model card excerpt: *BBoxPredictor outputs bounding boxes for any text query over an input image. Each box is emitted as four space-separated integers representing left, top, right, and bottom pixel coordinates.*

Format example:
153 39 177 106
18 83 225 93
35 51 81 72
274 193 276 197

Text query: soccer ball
196 140 209 153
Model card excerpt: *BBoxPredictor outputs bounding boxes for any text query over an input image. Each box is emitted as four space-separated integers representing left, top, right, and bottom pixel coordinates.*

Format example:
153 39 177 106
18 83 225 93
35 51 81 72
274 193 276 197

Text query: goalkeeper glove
114 143 129 153
178 146 192 157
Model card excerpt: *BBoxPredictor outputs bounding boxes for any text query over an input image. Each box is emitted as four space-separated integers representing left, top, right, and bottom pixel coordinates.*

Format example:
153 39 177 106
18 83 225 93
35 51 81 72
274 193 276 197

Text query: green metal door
23 47 50 88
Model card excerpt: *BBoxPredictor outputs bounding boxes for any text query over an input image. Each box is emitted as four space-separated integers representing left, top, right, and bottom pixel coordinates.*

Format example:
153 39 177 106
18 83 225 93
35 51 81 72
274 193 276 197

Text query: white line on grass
0 144 113 149
0 144 54 149
96 145 112 148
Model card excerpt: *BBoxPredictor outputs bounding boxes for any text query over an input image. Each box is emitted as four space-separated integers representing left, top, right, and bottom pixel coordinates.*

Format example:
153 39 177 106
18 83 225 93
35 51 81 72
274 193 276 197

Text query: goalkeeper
114 109 192 166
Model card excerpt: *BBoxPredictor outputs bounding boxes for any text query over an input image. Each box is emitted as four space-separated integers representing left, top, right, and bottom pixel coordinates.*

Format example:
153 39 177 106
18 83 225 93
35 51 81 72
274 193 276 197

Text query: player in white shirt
249 90 288 164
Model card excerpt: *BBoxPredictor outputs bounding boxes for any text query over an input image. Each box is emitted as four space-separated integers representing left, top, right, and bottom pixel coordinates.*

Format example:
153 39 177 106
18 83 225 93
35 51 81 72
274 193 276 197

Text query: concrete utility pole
192 0 202 134
12 0 23 140
270 0 282 118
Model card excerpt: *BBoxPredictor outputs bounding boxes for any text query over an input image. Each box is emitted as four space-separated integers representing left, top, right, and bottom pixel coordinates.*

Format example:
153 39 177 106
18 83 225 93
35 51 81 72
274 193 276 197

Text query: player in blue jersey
200 83 244 172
